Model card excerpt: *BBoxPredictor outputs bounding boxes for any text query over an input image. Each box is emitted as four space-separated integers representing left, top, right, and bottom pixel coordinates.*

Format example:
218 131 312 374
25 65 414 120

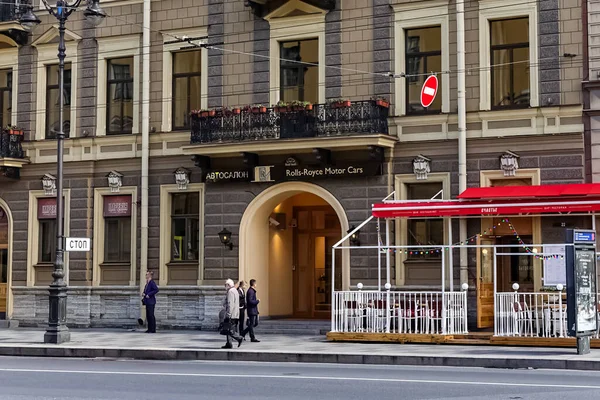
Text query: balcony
184 100 394 157
0 128 27 179
0 0 29 45
191 100 389 142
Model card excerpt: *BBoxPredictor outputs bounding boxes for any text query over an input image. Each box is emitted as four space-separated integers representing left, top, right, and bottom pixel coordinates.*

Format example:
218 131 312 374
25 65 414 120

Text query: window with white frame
160 29 208 133
478 0 538 110
0 69 12 129
490 18 530 109
159 184 204 286
405 26 442 114
46 63 72 139
172 50 202 130
266 0 326 106
279 39 319 103
393 2 450 115
27 190 71 287
106 57 134 135
96 35 140 136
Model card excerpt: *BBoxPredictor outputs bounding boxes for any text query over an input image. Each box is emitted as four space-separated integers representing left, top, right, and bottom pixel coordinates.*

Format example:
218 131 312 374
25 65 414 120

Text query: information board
543 244 566 286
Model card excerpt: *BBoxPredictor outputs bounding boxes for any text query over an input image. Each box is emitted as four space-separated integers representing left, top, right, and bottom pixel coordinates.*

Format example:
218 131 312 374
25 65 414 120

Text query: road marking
0 368 599 390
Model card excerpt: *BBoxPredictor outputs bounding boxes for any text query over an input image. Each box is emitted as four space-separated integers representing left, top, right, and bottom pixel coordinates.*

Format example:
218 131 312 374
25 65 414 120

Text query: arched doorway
0 202 11 320
239 182 350 318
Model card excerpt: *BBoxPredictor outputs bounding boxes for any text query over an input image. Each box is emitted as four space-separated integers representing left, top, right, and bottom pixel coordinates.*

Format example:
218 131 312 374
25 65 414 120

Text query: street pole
19 0 106 345
44 9 69 344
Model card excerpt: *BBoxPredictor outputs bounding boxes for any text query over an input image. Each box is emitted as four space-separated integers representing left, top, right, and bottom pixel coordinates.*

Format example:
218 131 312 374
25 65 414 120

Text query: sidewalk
1 328 600 371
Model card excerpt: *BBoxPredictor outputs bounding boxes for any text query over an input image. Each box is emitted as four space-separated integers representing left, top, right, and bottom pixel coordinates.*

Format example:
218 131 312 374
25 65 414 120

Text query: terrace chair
342 300 365 333
513 301 534 337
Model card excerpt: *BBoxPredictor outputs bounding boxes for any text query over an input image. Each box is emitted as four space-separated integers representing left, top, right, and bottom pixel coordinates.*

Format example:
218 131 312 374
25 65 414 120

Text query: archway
239 182 350 318
0 199 12 320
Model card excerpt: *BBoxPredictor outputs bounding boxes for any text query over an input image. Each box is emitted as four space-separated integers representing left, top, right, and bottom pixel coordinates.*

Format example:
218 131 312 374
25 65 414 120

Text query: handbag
219 318 232 336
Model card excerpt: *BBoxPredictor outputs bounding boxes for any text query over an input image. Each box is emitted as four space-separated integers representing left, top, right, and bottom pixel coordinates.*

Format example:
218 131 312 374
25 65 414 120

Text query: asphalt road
1 357 600 399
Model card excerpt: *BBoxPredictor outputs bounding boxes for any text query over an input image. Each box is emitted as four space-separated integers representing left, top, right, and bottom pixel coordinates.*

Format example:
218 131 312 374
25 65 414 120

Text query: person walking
242 279 260 343
142 271 159 333
221 279 243 349
237 281 246 335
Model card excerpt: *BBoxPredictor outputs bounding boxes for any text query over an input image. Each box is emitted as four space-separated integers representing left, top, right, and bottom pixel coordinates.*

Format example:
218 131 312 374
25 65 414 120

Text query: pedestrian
238 280 246 334
242 279 260 343
142 271 159 333
221 279 243 349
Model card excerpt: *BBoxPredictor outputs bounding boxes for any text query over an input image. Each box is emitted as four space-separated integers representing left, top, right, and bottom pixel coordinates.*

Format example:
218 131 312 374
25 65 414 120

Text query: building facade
0 0 586 330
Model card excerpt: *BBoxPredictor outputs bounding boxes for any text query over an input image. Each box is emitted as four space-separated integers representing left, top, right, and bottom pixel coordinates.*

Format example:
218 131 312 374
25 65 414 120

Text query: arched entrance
0 200 12 320
239 182 350 318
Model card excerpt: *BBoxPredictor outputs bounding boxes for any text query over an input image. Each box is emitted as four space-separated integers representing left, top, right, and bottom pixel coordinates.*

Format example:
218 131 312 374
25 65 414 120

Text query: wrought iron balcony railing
0 0 26 23
190 100 389 144
0 129 24 159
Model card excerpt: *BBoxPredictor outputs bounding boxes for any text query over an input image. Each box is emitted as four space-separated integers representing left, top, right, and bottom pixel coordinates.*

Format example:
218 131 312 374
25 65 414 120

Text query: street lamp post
20 0 106 344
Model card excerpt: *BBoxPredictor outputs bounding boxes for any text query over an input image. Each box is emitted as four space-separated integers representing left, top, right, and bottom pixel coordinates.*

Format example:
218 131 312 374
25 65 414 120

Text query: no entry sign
420 75 438 108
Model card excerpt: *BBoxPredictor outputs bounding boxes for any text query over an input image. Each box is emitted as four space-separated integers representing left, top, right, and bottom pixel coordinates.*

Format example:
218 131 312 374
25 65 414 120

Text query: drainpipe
457 0 468 287
140 0 150 315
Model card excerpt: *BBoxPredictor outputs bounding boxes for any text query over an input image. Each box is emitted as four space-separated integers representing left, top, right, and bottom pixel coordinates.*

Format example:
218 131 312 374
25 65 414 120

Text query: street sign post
565 229 597 355
65 237 91 252
420 75 438 108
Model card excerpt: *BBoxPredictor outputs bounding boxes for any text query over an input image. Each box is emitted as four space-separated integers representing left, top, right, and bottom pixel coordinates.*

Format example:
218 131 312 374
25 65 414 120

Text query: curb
0 345 599 371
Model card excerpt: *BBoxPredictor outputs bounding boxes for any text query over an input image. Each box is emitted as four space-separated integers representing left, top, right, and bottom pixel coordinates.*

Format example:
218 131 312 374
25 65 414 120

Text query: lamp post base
44 284 70 344
44 328 71 344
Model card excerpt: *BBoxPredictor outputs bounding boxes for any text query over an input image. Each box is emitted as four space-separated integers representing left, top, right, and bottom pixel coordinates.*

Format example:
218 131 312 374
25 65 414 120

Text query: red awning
372 183 600 219
457 183 600 200
372 198 600 218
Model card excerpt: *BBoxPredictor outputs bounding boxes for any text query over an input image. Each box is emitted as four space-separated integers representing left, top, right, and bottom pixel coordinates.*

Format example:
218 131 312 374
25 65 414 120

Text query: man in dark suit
241 279 260 342
142 271 159 333
237 281 246 334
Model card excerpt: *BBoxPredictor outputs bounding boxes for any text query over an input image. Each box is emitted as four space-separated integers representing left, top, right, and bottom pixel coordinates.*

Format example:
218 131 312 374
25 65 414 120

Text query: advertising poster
575 249 597 333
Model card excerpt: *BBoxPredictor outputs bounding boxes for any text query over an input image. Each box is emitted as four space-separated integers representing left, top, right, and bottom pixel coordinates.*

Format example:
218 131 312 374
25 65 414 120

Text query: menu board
574 249 598 333
543 245 566 286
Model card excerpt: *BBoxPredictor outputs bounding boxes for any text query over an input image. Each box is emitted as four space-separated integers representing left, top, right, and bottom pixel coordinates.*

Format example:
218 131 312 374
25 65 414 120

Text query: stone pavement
1 328 600 371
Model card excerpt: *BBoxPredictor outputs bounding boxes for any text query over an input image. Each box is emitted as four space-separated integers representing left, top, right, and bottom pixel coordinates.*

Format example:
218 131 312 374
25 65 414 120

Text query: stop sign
420 75 438 108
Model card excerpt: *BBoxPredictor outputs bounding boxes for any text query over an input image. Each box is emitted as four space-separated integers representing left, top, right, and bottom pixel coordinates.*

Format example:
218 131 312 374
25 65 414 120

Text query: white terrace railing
332 290 468 335
495 291 600 339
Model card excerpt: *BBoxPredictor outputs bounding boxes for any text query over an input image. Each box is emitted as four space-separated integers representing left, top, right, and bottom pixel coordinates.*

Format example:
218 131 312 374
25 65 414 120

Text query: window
170 193 199 262
406 183 443 258
0 69 12 129
103 195 132 263
279 39 318 103
490 18 529 108
46 63 72 139
405 27 442 114
172 51 202 130
107 57 134 135
37 198 58 263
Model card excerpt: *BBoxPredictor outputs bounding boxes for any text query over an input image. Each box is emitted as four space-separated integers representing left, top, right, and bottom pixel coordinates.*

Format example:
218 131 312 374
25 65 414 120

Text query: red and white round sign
420 75 439 108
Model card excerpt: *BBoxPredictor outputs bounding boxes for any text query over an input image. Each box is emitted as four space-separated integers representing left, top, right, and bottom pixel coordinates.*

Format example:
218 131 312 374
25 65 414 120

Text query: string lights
377 217 565 260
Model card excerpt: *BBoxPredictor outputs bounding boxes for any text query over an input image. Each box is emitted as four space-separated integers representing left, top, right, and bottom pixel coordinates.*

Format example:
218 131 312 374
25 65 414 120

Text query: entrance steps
0 320 18 329
251 319 329 336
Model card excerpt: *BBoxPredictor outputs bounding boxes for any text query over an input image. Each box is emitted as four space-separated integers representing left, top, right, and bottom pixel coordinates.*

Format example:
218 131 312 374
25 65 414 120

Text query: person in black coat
241 279 260 342
237 281 246 335
142 271 159 333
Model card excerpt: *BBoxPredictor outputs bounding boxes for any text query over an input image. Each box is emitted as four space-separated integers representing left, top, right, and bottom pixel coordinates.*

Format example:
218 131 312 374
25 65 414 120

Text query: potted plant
275 101 290 113
291 100 313 111
372 96 390 108
251 104 267 114
6 125 23 136
327 98 351 109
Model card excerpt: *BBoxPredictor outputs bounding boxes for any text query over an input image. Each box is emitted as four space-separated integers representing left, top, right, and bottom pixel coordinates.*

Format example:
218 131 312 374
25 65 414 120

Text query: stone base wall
11 286 224 330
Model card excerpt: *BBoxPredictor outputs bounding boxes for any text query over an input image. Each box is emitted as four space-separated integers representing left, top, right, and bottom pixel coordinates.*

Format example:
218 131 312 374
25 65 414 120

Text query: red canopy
372 183 600 219
458 183 600 200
